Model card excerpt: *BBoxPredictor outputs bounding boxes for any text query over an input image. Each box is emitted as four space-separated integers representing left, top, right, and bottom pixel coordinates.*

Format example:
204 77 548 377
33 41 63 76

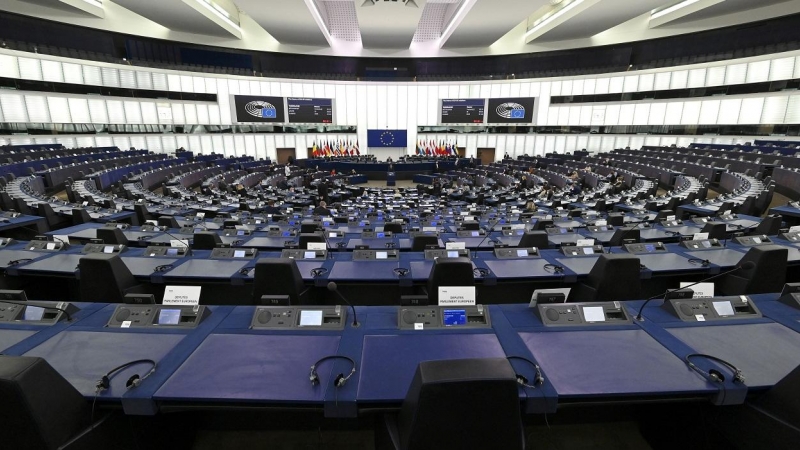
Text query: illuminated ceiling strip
523 0 585 40
651 0 701 20
182 0 242 39
649 0 725 28
304 0 335 47
438 0 478 49
58 0 105 18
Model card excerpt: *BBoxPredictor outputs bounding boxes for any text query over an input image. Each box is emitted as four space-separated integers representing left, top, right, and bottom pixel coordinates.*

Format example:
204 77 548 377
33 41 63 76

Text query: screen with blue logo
367 130 408 147
486 97 535 124
233 95 285 123
443 309 467 326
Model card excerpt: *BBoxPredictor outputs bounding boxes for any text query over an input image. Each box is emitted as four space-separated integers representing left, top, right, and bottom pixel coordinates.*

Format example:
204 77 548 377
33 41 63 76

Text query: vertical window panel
68 98 90 123
0 54 19 78
618 104 635 125
609 77 625 93
82 65 102 85
25 96 50 122
769 57 795 81
41 60 64 83
705 66 725 86
88 98 108 123
670 70 688 89
698 100 720 125
680 101 701 125
785 95 800 123
638 74 654 92
654 72 671 90
664 102 683 124
594 78 610 94
196 104 210 124
101 67 120 87
136 71 153 90
167 74 182 92
152 73 168 91
123 101 142 124
725 63 747 85
64 64 85 85
171 104 185 124
648 103 666 125
0 93 28 122
622 76 638 93
47 97 70 123
140 102 158 124
717 99 742 124
119 70 136 89
687 69 706 88
738 98 764 124
761 96 788 124
106 100 126 124
18 57 42 80
746 60 770 83
183 104 198 124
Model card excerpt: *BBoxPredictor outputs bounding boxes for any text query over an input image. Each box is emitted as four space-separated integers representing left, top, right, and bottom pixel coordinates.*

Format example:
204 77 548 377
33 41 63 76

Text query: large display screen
287 98 334 124
232 95 285 123
486 97 535 123
440 99 485 124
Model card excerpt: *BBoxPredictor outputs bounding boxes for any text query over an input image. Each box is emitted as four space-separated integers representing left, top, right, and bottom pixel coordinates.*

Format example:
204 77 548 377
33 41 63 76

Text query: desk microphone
160 229 191 249
473 218 501 259
635 260 756 321
0 300 73 322
327 282 359 327
319 226 335 259
51 235 71 249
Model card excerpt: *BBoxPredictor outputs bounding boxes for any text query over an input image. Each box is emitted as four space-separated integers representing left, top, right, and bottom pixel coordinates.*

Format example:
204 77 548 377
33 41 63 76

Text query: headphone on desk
95 359 157 392
309 355 356 388
684 353 744 384
506 356 544 389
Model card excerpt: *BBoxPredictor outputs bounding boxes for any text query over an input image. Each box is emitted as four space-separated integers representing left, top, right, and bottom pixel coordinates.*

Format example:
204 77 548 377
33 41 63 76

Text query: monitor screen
237 230 245 236
471 231 479 237
377 232 385 238
166 248 179 256
299 310 323 326
443 309 467 326
157 309 181 325
701 240 712 248
560 228 567 234
713 301 735 316
447 250 459 258
329 232 338 238
583 247 594 255
24 306 45 321
282 231 291 237
233 250 246 258
103 246 115 254
304 251 316 259
645 244 656 252
376 251 388 260
516 249 528 257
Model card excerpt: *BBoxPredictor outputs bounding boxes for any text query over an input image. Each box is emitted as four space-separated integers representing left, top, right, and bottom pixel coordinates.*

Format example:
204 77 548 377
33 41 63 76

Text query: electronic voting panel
397 305 490 329
107 305 211 328
494 247 540 259
250 306 346 330
535 301 633 327
662 295 762 322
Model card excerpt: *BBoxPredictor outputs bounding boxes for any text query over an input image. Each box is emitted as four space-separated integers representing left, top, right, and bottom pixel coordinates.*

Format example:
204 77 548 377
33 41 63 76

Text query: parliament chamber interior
2 1 800 449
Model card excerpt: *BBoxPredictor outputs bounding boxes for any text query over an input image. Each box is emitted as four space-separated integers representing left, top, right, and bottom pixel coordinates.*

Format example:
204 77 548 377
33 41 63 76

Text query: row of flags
417 140 457 156
311 140 360 157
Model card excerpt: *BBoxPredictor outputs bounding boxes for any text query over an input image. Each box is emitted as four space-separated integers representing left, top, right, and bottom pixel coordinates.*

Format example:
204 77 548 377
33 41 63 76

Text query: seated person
263 200 280 215
313 201 333 217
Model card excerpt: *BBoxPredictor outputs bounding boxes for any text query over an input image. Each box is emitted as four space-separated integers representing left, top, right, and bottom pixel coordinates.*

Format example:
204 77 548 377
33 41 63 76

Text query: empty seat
97 228 129 246
71 208 92 225
412 234 440 251
192 231 222 249
517 231 549 249
425 257 474 304
701 222 727 240
251 258 310 304
569 254 642 302
720 245 788 295
78 253 144 302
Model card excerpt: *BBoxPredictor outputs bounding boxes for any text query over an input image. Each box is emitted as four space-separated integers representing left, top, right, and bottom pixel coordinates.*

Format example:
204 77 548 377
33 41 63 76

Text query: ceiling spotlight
405 0 418 7
361 0 375 6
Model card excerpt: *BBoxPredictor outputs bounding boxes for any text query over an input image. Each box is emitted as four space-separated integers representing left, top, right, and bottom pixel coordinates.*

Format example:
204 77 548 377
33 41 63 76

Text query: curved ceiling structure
1 0 799 58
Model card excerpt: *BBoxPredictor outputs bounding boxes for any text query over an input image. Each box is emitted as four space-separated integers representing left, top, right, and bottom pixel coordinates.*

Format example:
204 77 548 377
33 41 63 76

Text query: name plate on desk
535 301 632 327
546 227 575 235
144 246 190 257
107 304 210 328
733 235 772 246
680 238 721 250
560 245 603 256
502 229 525 236
163 286 201 306
586 226 613 233
82 243 126 254
623 242 666 254
438 287 476 306
494 247 540 259
353 249 399 260
445 242 466 250
281 249 327 260
210 248 258 259
250 306 345 330
424 249 469 260
693 233 709 241
662 295 761 322
397 305 490 330
661 220 683 227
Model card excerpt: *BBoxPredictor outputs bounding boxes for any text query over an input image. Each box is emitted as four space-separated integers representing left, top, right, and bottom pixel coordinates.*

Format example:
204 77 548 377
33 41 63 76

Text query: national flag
354 140 360 155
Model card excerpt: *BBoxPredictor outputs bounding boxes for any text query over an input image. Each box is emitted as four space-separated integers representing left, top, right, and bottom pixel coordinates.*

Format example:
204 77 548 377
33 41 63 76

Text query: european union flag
263 109 276 118
511 109 525 119
367 130 408 148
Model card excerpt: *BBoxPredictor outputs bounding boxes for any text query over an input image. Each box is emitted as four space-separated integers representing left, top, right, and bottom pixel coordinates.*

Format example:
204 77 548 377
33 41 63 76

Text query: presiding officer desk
2 292 800 418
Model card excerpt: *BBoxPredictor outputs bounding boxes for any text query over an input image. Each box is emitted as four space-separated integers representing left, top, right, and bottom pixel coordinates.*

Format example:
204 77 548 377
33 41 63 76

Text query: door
477 148 495 166
276 148 296 165
457 147 466 158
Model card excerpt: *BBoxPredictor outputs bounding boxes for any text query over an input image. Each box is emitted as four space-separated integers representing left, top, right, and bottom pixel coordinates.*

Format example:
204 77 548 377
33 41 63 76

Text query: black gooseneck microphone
50 235 71 249
635 260 756 321
327 282 359 327
319 225 334 259
0 300 73 322
160 229 192 249
473 218 501 259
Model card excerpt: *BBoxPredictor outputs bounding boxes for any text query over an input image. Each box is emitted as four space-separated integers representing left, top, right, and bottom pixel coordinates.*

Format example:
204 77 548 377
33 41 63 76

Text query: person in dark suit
317 180 330 204
313 201 332 217
263 200 280 215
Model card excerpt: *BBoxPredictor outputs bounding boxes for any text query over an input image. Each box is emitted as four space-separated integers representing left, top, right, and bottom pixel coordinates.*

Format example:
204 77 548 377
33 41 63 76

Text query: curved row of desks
1 293 799 417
